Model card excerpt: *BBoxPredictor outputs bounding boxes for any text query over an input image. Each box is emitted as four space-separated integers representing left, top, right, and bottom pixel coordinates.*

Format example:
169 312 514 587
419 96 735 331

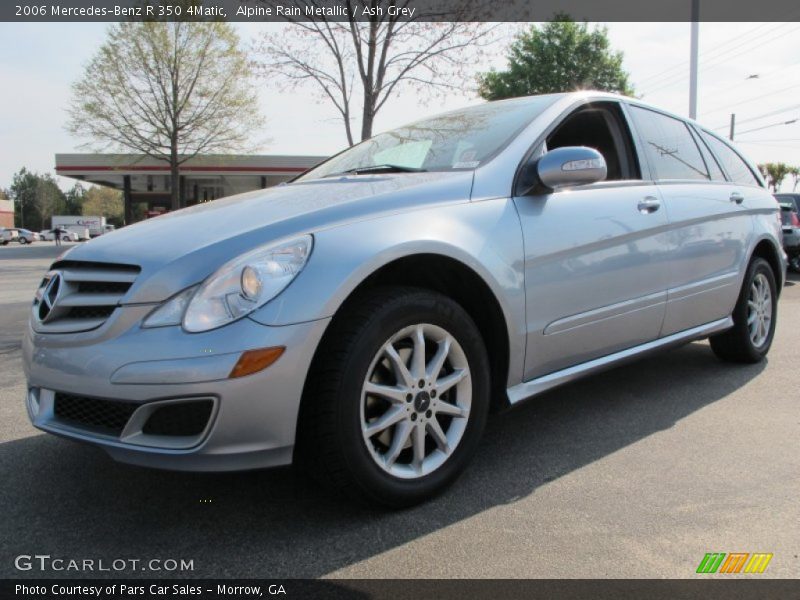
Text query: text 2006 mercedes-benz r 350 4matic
24 92 785 506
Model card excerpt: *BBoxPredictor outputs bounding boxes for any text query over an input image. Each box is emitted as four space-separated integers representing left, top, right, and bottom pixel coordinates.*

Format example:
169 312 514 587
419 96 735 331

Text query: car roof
492 90 715 131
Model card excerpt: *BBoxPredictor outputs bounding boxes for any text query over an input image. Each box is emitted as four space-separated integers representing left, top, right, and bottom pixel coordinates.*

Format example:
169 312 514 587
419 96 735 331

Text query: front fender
249 197 527 386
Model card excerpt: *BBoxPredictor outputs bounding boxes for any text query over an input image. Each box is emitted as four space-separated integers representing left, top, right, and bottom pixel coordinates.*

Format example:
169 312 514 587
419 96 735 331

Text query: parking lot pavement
0 244 798 579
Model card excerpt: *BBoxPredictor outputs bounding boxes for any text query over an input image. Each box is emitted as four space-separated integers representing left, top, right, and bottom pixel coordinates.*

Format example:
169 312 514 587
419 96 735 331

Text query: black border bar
4 0 800 23
3 579 800 600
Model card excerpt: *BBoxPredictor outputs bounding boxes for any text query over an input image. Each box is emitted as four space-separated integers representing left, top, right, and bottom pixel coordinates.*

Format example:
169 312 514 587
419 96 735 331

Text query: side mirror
535 146 607 192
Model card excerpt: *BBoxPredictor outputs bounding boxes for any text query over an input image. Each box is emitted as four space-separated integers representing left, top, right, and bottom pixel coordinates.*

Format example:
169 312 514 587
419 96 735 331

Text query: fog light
229 346 285 379
28 388 40 417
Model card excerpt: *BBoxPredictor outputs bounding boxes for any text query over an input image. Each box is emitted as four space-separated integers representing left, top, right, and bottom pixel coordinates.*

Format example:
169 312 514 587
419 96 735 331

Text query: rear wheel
18 237 28 245
710 257 777 363
297 286 490 507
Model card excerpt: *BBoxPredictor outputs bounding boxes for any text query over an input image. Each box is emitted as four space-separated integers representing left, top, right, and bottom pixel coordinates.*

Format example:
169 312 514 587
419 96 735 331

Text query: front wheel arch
303 253 512 420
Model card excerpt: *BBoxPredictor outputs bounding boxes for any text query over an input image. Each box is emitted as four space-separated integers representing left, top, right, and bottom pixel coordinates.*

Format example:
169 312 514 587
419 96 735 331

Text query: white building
55 153 326 223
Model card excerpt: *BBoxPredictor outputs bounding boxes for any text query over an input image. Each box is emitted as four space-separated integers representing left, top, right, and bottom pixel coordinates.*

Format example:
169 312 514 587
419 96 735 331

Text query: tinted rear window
701 132 761 187
629 106 710 181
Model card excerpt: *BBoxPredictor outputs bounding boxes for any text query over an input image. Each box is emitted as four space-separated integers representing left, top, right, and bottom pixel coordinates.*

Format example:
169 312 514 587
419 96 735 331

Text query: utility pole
729 114 736 140
689 0 700 119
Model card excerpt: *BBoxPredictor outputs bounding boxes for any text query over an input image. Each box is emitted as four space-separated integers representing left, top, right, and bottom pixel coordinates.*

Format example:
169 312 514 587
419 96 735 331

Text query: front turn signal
229 346 285 379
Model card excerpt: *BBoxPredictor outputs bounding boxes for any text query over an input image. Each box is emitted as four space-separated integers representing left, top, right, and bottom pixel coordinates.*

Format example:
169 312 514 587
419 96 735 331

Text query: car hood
60 171 474 303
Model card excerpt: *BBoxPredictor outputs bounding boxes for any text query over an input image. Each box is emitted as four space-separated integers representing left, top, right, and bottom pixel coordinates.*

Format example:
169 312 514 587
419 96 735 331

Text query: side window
690 127 725 181
700 132 761 187
629 106 710 181
545 103 639 181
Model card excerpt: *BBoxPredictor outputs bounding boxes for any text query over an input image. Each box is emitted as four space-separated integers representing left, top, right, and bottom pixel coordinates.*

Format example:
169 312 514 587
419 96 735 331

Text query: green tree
67 21 262 210
10 168 39 228
82 186 125 227
478 17 634 101
788 166 800 191
0 188 9 200
758 162 792 192
9 168 67 229
34 174 66 230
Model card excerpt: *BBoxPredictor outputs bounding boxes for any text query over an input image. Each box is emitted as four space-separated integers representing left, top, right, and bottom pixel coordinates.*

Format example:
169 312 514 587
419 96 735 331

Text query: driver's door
515 102 671 380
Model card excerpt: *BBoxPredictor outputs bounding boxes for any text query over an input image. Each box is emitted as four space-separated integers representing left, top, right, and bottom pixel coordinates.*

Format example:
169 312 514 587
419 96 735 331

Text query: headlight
143 235 312 333
141 286 196 329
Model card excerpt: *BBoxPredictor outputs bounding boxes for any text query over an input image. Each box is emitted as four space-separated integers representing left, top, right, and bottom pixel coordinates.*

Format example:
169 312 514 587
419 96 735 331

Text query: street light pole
729 114 736 140
689 0 700 119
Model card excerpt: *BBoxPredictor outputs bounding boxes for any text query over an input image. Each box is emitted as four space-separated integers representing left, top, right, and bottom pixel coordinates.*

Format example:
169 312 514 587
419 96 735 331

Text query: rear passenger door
627 105 751 336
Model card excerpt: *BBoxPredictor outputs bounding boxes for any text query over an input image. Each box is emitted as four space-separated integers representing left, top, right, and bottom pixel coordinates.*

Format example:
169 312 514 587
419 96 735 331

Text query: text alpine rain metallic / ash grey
24 92 785 506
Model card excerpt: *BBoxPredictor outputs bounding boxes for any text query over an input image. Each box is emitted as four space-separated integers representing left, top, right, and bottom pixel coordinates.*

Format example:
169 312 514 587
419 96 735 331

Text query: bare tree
254 1 498 146
68 21 263 209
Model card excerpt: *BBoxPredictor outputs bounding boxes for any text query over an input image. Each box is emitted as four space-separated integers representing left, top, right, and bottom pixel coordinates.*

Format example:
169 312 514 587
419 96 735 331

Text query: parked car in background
23 92 785 506
11 228 40 244
779 202 800 272
775 193 800 213
40 229 80 242
0 228 19 245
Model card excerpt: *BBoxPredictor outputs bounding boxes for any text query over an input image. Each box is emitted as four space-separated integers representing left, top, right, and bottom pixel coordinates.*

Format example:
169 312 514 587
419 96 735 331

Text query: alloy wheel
747 272 772 348
360 323 471 479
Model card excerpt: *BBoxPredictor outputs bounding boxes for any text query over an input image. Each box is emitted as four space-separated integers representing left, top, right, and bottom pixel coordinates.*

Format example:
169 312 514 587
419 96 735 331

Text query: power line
710 104 800 131
702 83 800 119
737 138 800 143
638 23 791 93
640 23 800 97
736 119 798 137
636 21 781 88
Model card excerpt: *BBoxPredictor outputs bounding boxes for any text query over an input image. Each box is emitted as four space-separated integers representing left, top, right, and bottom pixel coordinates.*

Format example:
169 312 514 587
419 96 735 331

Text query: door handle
638 196 661 214
730 191 744 204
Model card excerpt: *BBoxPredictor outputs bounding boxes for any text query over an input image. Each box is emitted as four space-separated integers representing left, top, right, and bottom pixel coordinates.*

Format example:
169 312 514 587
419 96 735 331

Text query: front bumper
23 308 330 471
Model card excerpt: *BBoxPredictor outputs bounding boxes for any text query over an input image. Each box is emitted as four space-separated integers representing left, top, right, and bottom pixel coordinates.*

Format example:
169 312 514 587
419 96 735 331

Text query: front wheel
18 238 28 245
297 286 490 507
710 257 777 363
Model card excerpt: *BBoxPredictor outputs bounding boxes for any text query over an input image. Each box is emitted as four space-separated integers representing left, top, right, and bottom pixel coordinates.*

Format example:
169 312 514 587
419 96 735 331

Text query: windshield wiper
326 164 428 177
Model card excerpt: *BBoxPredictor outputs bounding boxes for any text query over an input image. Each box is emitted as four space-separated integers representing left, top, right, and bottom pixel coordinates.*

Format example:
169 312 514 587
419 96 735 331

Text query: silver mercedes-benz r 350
24 92 785 506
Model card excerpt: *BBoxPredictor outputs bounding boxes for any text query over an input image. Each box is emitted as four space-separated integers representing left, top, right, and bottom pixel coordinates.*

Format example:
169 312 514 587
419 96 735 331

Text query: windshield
299 95 559 181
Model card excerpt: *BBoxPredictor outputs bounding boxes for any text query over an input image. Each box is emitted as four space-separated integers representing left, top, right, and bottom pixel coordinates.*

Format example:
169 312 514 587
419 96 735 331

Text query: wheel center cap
414 391 431 413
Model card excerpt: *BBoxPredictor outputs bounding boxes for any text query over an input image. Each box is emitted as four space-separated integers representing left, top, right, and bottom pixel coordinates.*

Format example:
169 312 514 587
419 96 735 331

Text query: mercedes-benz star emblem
38 273 63 323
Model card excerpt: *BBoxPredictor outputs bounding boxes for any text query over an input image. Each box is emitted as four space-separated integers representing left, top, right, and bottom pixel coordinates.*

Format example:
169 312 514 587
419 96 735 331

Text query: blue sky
1 21 799 191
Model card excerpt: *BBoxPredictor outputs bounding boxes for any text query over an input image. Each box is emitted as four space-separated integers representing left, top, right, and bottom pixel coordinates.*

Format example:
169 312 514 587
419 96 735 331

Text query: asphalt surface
0 242 798 579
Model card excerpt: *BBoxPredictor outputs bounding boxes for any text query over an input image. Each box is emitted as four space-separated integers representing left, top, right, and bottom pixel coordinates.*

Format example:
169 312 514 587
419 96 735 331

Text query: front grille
65 306 116 320
142 401 214 437
53 393 139 436
33 260 140 333
76 281 132 295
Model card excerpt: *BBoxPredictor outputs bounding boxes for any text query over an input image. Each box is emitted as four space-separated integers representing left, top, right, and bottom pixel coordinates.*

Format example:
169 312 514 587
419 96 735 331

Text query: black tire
710 257 777 363
296 286 490 507
18 238 28 245
789 254 800 273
